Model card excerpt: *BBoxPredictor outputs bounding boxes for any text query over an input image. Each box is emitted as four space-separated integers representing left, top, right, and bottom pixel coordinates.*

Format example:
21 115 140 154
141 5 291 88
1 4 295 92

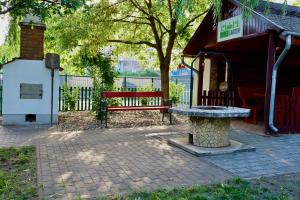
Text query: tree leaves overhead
0 0 85 18
46 0 210 69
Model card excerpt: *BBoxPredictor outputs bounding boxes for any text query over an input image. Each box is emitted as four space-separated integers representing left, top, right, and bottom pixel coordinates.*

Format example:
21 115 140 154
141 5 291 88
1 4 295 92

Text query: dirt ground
58 111 187 131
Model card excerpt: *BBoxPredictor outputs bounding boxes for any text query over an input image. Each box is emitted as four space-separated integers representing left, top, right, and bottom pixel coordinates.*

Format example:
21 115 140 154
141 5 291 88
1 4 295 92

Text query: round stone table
170 106 250 148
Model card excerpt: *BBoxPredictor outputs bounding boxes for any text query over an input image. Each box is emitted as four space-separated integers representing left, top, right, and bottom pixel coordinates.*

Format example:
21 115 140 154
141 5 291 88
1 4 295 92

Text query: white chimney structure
2 14 60 125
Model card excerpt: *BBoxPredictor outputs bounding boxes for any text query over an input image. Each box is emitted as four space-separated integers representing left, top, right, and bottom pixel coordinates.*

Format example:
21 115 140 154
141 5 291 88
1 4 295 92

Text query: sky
0 0 298 45
0 14 8 45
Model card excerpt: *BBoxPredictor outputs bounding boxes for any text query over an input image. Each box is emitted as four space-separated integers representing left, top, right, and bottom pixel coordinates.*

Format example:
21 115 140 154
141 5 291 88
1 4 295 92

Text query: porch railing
198 90 235 106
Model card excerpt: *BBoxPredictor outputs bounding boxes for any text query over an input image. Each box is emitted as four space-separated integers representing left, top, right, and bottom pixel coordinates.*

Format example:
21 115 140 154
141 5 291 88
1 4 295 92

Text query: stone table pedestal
190 117 230 147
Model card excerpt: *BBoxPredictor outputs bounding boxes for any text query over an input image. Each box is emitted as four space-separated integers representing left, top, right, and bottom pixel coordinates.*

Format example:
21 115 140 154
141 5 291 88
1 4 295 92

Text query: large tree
97 0 210 100
45 0 290 103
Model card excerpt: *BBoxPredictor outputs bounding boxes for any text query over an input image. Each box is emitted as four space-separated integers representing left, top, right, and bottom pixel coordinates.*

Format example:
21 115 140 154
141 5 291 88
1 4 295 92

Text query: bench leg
169 112 172 125
162 113 165 122
105 111 108 128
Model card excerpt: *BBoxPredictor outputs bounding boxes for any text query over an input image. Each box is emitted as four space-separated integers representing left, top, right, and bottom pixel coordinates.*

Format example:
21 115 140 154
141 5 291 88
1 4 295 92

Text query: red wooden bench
100 91 172 127
238 87 265 124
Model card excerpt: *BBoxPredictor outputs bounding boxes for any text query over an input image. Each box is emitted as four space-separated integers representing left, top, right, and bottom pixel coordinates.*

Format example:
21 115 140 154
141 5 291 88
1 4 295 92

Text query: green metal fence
59 86 93 111
0 86 2 115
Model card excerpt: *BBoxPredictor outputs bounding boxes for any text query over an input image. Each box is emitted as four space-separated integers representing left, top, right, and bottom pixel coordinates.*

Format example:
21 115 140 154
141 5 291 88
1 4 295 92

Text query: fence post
0 86 2 115
59 86 61 111
151 78 154 91
124 77 127 90
88 87 91 111
64 74 68 84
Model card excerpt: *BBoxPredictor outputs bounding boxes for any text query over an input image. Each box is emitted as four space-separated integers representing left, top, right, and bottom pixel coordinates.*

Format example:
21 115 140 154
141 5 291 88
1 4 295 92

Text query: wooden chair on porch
238 87 265 124
292 87 300 96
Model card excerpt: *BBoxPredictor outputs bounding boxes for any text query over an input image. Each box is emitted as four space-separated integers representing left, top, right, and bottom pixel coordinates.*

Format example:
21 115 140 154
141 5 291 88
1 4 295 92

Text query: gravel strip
58 111 188 131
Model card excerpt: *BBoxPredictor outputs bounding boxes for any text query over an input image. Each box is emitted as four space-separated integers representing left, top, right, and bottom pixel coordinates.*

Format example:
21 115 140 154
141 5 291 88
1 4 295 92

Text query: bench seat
107 106 169 112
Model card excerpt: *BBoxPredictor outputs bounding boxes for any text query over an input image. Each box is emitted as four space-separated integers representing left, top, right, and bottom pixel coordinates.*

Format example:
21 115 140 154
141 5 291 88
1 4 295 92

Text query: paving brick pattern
204 129 300 178
2 124 300 199
0 126 231 199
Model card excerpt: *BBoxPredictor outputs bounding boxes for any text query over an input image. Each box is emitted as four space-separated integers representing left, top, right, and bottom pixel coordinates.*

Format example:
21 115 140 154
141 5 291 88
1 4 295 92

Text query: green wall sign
217 15 243 42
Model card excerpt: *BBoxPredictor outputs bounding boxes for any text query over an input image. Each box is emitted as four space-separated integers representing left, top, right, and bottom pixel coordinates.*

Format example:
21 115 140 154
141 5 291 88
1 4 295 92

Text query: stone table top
170 106 250 118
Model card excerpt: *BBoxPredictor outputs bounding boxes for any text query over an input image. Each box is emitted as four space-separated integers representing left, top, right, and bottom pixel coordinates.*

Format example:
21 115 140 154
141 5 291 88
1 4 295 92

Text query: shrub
169 81 185 105
62 83 79 111
108 98 122 107
138 84 153 106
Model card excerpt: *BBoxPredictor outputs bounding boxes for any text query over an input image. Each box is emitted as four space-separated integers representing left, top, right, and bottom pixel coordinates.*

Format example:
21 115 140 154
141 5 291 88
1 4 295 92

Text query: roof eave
230 0 285 32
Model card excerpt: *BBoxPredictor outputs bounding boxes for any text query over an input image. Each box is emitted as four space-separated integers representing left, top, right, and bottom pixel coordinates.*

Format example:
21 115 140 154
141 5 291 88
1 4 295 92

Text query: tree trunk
160 63 170 106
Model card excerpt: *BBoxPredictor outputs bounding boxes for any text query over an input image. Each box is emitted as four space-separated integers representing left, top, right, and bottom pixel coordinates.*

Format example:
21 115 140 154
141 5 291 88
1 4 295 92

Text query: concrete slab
158 134 256 156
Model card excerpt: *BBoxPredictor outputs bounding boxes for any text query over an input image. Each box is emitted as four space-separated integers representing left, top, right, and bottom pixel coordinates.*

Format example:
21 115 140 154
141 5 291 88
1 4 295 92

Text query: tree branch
108 39 157 48
167 0 173 19
179 9 209 33
110 13 150 25
128 0 149 16
152 15 169 32
112 20 150 25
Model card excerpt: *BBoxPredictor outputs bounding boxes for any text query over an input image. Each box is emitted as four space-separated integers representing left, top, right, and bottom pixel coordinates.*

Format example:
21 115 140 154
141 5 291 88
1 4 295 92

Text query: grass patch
99 178 291 200
0 146 38 200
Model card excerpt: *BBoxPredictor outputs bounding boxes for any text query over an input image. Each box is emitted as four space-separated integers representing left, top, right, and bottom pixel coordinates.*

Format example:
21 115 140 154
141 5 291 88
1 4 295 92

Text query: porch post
197 55 204 105
265 32 277 134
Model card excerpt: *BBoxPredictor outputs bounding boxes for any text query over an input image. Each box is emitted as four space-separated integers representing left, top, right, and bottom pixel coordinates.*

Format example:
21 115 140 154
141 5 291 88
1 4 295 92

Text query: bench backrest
102 91 164 98
238 87 265 99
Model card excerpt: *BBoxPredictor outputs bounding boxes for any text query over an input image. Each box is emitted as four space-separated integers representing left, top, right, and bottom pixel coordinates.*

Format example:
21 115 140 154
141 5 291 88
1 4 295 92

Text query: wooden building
183 0 300 134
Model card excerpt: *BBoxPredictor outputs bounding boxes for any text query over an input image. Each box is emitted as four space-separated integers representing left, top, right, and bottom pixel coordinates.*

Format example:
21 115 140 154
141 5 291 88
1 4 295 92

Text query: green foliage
0 0 85 18
0 16 20 65
108 98 122 107
77 50 118 120
43 0 210 74
86 52 117 111
62 83 79 111
138 84 154 106
79 48 117 87
0 146 37 200
169 81 185 105
294 0 300 6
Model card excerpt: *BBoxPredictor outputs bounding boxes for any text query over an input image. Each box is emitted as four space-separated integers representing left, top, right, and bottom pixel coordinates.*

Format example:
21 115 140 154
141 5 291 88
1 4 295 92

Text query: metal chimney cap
20 13 46 27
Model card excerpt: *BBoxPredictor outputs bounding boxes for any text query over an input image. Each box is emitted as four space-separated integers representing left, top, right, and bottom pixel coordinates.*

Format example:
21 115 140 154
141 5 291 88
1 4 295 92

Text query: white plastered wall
2 59 59 115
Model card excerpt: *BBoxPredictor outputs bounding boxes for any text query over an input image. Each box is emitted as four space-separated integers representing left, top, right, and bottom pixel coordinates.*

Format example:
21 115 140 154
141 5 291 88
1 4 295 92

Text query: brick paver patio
0 126 231 199
1 125 300 199
204 129 300 179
